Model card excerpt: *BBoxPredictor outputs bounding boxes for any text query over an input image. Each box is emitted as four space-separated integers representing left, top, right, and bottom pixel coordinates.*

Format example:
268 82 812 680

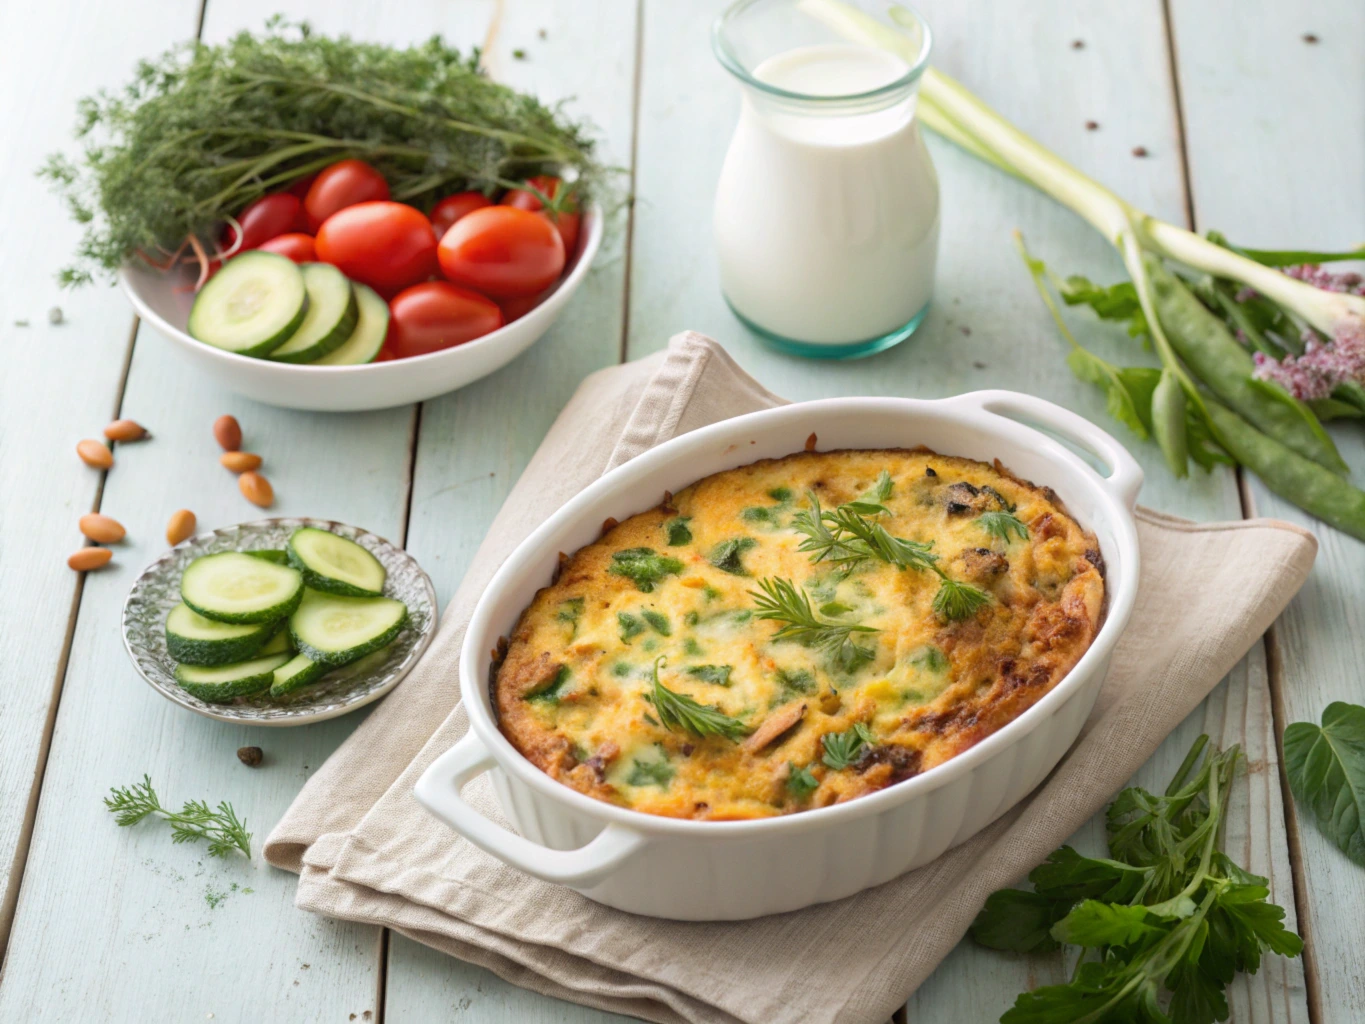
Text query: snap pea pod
1143 255 1349 475
1151 368 1189 478
1203 399 1365 541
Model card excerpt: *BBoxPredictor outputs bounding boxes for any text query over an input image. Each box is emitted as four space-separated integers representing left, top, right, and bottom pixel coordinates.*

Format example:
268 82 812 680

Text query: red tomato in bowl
437 206 565 300
387 282 503 358
223 193 302 252
257 232 317 263
498 289 551 324
304 159 391 232
315 202 438 297
430 192 492 239
502 176 581 255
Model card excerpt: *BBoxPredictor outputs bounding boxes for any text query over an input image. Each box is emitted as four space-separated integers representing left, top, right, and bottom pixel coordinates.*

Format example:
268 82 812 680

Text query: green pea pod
1204 399 1365 542
1143 255 1349 476
1151 368 1189 478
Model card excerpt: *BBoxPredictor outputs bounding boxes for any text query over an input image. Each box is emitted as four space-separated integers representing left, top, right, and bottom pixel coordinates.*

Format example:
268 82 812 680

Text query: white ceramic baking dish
415 391 1143 920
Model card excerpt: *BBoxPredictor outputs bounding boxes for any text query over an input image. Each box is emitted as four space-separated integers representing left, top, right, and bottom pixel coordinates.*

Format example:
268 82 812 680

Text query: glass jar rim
711 0 933 104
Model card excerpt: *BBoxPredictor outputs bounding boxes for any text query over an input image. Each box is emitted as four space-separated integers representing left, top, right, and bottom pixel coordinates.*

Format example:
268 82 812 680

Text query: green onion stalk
799 0 1365 539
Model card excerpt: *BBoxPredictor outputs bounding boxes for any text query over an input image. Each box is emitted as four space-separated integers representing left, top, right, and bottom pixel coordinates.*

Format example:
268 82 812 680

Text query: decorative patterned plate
122 518 437 726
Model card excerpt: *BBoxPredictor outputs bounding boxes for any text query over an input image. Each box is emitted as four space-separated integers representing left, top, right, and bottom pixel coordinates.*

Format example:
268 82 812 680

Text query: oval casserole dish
416 391 1143 920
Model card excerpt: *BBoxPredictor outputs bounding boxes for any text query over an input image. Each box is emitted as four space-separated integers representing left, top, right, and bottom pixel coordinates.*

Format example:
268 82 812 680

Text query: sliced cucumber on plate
313 283 390 365
244 549 290 565
290 588 407 666
268 262 359 364
180 551 303 624
287 527 386 597
165 602 276 666
174 652 292 702
270 653 329 697
257 623 296 657
187 251 309 357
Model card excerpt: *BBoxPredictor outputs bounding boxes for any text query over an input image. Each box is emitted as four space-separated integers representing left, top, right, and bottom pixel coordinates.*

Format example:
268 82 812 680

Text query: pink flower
1251 315 1365 400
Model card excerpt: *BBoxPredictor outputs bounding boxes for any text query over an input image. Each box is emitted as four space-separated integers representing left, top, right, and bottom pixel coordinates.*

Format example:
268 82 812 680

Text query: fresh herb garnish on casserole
493 449 1104 819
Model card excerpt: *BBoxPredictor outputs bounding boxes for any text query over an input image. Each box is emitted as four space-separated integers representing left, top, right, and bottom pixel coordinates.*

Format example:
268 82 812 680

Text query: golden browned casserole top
494 448 1104 820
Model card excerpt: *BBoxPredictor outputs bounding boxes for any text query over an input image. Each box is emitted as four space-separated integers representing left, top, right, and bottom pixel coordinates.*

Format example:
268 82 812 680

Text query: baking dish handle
951 390 1144 509
414 732 647 889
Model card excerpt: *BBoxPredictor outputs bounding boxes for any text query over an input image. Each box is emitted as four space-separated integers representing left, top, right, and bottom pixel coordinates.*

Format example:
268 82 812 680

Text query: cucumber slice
269 653 329 697
174 652 291 702
257 622 295 657
287 527 386 597
289 589 408 666
164 603 276 666
268 263 358 363
314 283 389 365
181 552 303 624
187 252 308 357
244 549 289 565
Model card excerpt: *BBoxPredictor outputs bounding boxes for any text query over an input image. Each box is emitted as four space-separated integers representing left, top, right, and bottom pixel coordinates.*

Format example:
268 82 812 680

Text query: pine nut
239 471 274 508
76 439 114 469
68 547 113 571
104 419 148 442
213 415 243 452
166 509 196 546
79 513 126 544
220 451 263 473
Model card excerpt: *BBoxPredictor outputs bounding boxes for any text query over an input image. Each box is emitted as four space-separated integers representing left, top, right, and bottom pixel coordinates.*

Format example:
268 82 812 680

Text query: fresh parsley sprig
105 775 252 859
751 577 879 672
977 510 1030 544
971 736 1303 1023
822 723 874 770
645 658 750 742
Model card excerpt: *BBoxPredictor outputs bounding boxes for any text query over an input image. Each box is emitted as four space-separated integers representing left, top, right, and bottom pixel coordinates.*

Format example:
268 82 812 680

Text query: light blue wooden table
1 1 1359 1020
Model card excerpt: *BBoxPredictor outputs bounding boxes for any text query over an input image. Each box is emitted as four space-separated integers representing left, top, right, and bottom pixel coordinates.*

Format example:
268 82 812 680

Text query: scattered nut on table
79 513 126 544
220 451 263 473
76 439 113 469
68 547 112 571
103 419 149 442
239 471 274 508
213 414 243 452
166 508 196 546
237 746 263 768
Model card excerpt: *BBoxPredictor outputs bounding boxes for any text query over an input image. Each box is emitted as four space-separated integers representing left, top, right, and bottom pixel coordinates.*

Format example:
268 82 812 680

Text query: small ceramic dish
122 517 438 726
119 202 603 413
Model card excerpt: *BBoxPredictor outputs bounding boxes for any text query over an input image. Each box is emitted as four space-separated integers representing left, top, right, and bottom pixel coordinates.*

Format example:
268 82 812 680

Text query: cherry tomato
257 232 317 263
223 193 302 252
314 202 438 297
375 345 399 362
430 192 493 239
437 206 565 300
285 173 317 199
387 282 504 358
502 176 581 254
498 289 550 323
304 159 391 232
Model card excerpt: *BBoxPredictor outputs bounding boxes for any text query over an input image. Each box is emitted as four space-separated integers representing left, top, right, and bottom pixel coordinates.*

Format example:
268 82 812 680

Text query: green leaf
1051 900 1163 948
524 665 571 704
821 722 873 770
977 510 1029 543
970 888 1068 953
617 612 644 642
641 610 671 636
709 537 757 576
608 548 684 592
1284 702 1365 865
626 755 674 788
686 664 732 687
786 763 819 799
664 516 693 546
1225 243 1365 267
1059 274 1151 338
645 658 749 742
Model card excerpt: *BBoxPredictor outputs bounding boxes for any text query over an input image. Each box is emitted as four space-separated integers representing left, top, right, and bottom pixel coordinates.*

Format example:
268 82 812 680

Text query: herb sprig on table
105 776 252 859
42 17 603 286
971 736 1302 1023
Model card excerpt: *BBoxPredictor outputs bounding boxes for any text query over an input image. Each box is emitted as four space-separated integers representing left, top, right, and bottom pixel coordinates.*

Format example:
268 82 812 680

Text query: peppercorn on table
1 0 1358 1020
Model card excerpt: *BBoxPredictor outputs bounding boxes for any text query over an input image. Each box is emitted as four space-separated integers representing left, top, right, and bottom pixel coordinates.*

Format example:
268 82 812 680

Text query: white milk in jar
713 2 938 358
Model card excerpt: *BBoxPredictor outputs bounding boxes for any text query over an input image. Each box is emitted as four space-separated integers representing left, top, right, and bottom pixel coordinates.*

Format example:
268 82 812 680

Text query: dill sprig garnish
645 658 750 742
821 723 874 770
932 577 992 622
751 577 879 672
105 775 252 859
977 510 1030 543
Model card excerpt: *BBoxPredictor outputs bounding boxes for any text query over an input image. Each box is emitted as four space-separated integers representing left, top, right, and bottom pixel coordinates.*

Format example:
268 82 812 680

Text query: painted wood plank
0 0 201 945
1168 2 1365 1019
0 1 421 1015
385 0 640 1019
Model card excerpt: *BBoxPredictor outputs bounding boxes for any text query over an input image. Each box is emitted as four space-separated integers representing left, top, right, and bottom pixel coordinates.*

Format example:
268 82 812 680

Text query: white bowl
414 391 1143 920
119 203 603 412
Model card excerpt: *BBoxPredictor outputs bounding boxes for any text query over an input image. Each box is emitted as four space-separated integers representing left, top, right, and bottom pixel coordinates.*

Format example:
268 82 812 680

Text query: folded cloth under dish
265 331 1317 1024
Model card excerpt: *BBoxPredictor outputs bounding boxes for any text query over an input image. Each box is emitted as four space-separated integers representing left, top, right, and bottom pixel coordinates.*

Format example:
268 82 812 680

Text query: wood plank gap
891 1006 908 1024
376 925 390 1023
0 309 141 970
1158 0 1197 230
616 0 646 366
399 402 424 548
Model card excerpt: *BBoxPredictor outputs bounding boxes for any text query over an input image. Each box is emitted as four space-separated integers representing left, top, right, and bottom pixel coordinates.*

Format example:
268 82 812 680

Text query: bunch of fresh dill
40 17 603 285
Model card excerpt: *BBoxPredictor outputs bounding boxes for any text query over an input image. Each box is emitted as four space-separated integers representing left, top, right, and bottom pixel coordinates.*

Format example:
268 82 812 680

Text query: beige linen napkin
266 331 1316 1024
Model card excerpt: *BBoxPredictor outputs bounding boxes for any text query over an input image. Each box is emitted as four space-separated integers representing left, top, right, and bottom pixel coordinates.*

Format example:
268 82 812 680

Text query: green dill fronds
105 775 252 859
751 577 879 672
821 723 874 770
932 577 991 623
976 510 1030 543
645 658 750 742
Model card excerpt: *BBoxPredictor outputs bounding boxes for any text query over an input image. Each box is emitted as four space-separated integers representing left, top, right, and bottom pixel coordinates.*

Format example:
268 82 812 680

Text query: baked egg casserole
493 448 1105 820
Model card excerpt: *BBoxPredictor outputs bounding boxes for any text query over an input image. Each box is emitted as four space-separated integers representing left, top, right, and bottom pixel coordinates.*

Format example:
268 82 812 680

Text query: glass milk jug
712 0 938 358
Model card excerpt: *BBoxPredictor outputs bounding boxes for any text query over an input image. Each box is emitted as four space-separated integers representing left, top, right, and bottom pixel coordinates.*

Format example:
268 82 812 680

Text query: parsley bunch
971 736 1302 1023
42 17 603 285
